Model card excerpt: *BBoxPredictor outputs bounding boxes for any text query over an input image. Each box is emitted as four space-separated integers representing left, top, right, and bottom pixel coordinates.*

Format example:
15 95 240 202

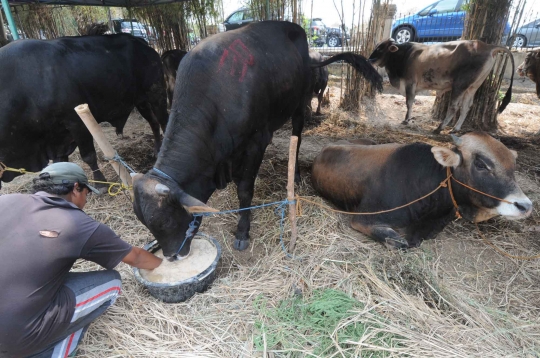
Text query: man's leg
29 270 122 358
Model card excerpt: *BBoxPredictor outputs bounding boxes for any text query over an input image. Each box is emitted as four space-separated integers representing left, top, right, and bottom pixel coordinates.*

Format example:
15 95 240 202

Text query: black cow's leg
316 85 327 115
405 211 455 247
136 102 164 156
351 217 409 249
291 100 306 183
402 84 416 125
233 133 273 251
63 118 107 187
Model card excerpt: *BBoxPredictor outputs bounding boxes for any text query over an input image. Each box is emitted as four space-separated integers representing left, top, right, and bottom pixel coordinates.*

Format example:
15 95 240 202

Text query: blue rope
152 167 174 181
192 199 299 259
105 152 136 174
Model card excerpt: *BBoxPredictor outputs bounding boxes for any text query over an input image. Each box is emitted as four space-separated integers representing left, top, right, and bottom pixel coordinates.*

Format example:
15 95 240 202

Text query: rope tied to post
103 152 136 174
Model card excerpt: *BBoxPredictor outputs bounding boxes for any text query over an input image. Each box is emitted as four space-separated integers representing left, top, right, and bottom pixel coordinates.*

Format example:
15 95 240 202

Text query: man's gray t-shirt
0 192 132 356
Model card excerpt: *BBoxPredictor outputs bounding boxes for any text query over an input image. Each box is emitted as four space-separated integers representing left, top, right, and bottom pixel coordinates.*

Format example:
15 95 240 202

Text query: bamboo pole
287 135 298 252
74 104 133 194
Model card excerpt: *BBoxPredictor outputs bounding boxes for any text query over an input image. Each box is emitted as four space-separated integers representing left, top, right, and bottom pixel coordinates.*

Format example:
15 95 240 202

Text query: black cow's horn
450 134 462 146
155 183 170 196
177 191 219 213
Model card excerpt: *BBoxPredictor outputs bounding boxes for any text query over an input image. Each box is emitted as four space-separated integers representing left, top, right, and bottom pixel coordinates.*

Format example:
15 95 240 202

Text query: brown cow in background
517 50 540 99
311 132 532 249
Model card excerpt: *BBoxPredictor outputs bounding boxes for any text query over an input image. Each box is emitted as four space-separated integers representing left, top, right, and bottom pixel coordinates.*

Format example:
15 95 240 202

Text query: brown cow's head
517 50 539 80
368 38 399 67
132 172 217 261
431 132 532 222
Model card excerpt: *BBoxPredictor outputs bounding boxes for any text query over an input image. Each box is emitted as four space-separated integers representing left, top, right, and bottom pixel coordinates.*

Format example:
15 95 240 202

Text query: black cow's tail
310 52 383 92
496 47 515 114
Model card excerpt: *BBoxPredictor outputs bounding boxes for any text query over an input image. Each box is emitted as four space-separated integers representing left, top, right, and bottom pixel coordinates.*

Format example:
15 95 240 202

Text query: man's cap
40 162 100 194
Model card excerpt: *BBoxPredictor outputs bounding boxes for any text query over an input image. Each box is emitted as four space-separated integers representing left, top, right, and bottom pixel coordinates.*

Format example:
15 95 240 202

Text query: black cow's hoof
433 128 442 135
233 239 250 251
401 120 409 125
294 173 301 184
384 236 409 250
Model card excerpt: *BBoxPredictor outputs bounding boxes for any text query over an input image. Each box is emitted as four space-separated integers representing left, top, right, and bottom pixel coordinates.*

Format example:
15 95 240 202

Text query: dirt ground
3 79 540 357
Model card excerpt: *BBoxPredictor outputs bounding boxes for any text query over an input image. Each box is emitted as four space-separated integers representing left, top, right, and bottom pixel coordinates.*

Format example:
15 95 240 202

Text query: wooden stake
287 135 299 252
74 104 133 195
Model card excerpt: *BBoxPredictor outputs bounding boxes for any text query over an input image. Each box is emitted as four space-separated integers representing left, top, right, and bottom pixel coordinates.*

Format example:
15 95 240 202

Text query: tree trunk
342 0 390 111
430 0 513 132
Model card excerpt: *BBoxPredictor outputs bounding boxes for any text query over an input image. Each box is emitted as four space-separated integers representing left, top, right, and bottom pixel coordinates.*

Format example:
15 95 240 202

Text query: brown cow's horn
155 183 170 196
450 134 462 146
177 191 219 213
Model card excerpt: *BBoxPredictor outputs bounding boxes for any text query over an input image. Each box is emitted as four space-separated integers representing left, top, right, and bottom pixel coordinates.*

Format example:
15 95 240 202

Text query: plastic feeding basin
132 234 222 303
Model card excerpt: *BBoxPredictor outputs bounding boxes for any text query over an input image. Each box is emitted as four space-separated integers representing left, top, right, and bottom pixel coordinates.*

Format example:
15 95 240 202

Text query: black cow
311 132 532 248
0 34 168 188
161 49 188 106
368 39 515 134
132 21 383 260
309 50 328 115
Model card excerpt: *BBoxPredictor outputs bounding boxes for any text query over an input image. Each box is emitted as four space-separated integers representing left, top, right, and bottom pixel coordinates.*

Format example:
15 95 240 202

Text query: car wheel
327 34 340 47
393 26 414 44
511 34 527 48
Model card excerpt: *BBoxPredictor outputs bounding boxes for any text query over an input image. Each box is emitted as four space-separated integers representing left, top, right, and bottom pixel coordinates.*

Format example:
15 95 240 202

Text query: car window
243 11 253 21
432 0 459 14
229 11 243 22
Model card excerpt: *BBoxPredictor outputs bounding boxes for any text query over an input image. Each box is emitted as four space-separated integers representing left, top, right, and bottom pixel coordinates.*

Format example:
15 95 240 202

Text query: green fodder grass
254 289 401 357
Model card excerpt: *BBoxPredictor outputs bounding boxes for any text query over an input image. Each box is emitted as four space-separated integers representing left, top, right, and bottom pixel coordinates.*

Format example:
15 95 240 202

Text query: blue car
392 0 509 44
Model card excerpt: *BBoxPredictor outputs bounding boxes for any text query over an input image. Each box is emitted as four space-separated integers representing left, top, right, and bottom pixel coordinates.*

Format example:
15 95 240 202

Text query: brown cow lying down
368 39 515 134
311 132 532 249
517 50 540 99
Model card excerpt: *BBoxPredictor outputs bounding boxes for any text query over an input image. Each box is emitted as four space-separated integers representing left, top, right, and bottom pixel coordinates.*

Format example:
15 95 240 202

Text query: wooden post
74 104 133 194
287 136 299 252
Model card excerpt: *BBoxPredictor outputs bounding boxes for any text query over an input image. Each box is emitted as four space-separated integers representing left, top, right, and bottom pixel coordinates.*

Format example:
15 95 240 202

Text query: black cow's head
132 173 217 261
368 38 399 67
430 132 532 222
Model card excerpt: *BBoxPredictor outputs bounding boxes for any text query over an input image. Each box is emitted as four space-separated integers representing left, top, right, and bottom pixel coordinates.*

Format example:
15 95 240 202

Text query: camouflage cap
40 162 100 194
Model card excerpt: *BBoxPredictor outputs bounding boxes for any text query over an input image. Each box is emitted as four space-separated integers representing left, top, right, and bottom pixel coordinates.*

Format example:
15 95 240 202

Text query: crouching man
0 162 162 357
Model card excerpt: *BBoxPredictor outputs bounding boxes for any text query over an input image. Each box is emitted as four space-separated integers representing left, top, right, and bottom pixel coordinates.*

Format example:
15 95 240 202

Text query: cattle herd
0 21 538 257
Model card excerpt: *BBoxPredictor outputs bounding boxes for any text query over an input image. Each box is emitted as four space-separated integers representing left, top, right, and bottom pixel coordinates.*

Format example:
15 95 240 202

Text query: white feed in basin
140 238 217 283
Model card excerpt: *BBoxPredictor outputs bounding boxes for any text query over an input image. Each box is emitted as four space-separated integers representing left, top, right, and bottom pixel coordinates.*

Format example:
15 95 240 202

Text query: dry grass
3 92 540 357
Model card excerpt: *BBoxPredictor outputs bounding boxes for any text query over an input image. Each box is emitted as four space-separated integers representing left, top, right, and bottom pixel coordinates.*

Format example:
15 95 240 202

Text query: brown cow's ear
431 147 461 167
389 45 399 52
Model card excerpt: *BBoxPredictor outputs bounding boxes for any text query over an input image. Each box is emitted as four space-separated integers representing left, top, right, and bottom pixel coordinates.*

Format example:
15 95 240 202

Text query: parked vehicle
112 19 149 42
392 0 510 44
510 18 540 47
326 27 350 47
222 8 255 31
309 18 327 47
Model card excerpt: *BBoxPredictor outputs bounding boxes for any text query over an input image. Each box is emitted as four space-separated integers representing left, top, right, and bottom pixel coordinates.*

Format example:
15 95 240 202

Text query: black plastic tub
132 234 222 303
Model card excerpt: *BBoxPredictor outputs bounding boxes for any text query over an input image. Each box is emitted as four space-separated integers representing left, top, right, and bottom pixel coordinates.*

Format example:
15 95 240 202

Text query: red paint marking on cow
217 39 254 82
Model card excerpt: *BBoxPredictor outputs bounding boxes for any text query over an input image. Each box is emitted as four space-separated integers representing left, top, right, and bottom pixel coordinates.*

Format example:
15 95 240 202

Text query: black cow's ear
389 45 399 52
431 147 461 167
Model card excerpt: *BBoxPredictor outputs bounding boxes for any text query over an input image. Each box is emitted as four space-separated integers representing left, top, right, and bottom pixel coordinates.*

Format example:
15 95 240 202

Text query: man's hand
122 247 162 270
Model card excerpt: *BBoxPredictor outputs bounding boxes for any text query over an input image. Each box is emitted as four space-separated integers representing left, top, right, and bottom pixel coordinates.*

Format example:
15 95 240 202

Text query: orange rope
451 174 513 204
296 175 452 216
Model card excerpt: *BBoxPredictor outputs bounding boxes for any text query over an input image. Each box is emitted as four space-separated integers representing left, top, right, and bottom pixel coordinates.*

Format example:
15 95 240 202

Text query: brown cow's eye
474 158 489 171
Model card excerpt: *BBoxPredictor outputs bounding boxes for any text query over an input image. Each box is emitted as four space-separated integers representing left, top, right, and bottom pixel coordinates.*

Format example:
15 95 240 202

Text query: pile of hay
3 96 540 357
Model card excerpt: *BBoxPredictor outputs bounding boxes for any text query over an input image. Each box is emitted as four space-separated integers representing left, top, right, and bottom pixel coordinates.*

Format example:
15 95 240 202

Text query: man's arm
122 247 162 270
